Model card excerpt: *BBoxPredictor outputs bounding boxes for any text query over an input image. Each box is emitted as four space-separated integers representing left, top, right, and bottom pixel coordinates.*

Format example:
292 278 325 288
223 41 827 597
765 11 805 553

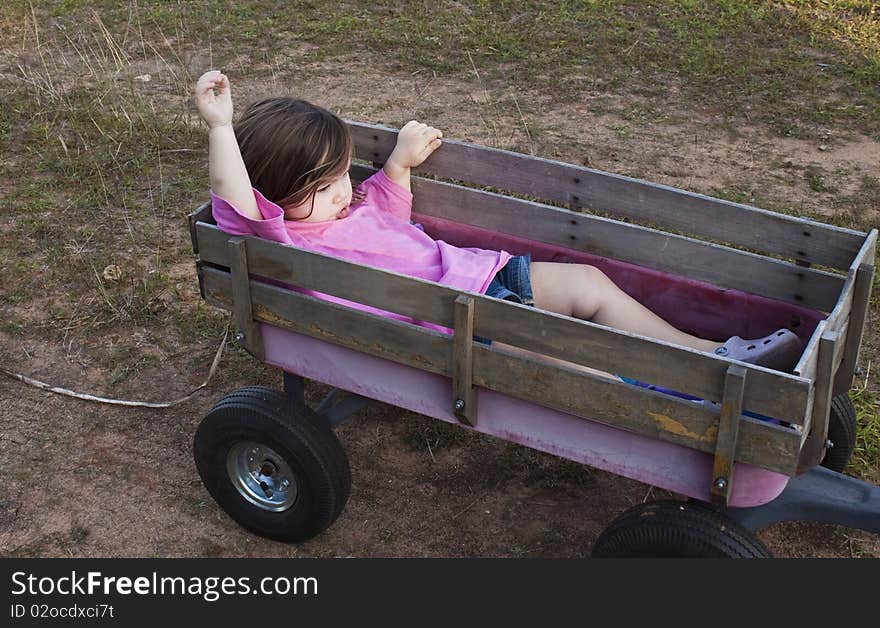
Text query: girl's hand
194 70 233 129
387 120 443 169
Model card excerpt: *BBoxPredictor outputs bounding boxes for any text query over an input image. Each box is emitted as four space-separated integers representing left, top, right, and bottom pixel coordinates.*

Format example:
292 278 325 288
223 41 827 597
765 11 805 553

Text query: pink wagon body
255 214 825 508
263 326 789 507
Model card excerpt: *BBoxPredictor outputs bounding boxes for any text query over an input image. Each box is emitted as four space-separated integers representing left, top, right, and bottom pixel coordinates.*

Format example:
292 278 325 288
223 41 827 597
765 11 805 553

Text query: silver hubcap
226 442 298 512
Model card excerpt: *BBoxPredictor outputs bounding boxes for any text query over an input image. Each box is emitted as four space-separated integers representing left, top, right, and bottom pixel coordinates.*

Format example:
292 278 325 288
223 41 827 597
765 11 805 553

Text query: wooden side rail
348 121 865 270
452 296 477 426
200 265 802 475
188 201 213 255
349 164 843 312
794 229 876 390
227 238 265 361
798 331 840 472
195 223 812 424
711 364 748 505
834 229 877 395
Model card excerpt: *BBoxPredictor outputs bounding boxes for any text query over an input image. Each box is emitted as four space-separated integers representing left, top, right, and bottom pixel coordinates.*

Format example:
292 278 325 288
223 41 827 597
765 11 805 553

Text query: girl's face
284 167 353 222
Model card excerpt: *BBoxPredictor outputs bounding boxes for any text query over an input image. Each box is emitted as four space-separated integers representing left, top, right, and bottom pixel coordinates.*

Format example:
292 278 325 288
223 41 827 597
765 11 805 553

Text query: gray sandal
714 328 802 371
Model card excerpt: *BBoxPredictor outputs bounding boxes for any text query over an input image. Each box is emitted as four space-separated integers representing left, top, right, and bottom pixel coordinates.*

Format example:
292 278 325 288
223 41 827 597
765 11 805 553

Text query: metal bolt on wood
454 399 465 411
235 332 245 343
714 477 727 490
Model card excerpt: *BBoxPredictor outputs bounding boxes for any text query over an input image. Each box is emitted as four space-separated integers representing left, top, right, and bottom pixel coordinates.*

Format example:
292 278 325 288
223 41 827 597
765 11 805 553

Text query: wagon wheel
591 500 771 558
194 386 351 542
820 393 857 474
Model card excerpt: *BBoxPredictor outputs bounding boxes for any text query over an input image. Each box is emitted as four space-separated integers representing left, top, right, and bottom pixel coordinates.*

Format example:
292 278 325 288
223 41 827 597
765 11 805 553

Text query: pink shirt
211 169 512 328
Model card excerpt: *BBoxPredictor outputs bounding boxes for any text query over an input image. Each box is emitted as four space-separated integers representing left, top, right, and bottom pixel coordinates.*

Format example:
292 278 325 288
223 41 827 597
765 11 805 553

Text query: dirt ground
1 61 879 558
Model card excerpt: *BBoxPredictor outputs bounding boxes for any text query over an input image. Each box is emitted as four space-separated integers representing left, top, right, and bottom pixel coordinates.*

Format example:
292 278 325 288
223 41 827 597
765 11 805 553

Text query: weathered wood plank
475 297 810 424
798 331 839 471
833 320 849 375
794 319 826 382
201 265 800 474
473 343 801 476
227 238 265 361
349 121 865 270
452 295 476 426
349 164 843 312
834 229 877 394
711 364 748 505
793 232 875 394
202 265 452 374
824 269 856 333
188 201 212 255
196 223 811 424
197 222 456 326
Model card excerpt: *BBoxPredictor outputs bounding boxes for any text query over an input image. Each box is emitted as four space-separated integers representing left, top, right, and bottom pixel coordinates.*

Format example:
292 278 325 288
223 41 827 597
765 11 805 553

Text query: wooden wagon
188 121 878 557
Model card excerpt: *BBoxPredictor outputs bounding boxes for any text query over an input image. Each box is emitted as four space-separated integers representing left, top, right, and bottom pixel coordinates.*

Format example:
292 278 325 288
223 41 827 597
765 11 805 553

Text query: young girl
194 69 801 372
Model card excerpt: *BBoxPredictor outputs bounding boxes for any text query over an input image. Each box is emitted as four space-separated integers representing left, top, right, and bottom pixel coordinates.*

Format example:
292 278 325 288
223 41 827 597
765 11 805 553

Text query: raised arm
194 70 261 221
382 121 443 192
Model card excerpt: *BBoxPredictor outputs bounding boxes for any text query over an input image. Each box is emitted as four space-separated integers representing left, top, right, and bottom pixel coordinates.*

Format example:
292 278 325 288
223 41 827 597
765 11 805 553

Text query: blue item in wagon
618 377 782 425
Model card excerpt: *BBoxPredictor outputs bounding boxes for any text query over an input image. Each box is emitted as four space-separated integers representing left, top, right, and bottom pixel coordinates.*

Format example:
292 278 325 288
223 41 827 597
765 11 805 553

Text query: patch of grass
492 443 594 490
6 525 90 557
850 385 880 482
805 167 835 193
710 186 762 205
400 419 471 454
4 1 878 141
68 524 90 546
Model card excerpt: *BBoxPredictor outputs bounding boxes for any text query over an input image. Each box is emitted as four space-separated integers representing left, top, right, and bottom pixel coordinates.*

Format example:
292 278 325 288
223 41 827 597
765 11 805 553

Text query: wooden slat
711 364 747 505
197 222 456 325
201 266 801 474
475 297 810 425
824 269 857 332
227 238 265 361
798 331 839 472
188 201 212 255
350 164 843 312
834 229 877 394
833 320 849 375
793 231 875 394
452 295 476 426
202 265 452 373
349 121 865 270
196 224 811 423
189 202 212 300
794 319 826 382
473 344 800 476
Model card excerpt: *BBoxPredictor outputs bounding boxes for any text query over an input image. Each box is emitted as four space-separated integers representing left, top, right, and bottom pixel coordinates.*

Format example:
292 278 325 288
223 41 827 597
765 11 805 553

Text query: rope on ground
0 330 227 409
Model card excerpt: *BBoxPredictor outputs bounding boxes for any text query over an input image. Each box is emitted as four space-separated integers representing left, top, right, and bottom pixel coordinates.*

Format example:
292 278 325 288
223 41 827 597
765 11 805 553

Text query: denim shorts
476 254 534 345
484 254 534 306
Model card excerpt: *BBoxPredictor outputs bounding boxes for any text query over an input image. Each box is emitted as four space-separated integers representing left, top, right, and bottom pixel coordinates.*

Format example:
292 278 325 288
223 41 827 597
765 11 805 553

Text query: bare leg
529 262 719 353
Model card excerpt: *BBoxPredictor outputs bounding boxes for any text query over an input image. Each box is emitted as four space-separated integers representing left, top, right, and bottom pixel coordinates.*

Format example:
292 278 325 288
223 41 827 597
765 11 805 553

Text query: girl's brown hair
234 97 357 218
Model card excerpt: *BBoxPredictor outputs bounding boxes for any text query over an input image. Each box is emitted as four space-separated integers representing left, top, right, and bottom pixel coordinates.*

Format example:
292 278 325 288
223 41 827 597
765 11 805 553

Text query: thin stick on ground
511 92 533 155
0 330 228 409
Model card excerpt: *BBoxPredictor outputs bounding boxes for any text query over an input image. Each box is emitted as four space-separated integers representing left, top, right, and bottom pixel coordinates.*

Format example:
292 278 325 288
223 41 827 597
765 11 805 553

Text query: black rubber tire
821 393 857 473
591 500 772 558
194 387 351 542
